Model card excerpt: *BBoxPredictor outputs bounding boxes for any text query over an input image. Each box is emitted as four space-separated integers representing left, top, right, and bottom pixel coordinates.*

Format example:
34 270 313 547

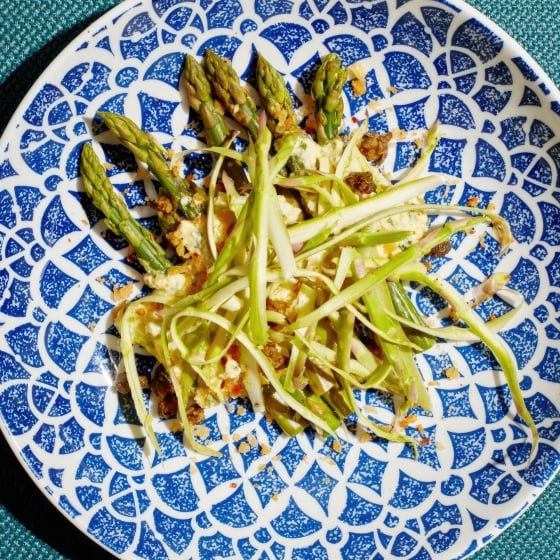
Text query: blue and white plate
1 1 559 558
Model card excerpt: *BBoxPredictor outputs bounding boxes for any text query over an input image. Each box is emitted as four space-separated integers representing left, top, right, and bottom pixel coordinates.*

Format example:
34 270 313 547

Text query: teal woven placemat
0 1 558 559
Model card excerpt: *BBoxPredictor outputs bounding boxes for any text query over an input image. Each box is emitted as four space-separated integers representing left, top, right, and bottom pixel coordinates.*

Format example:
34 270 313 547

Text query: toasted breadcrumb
113 282 134 301
193 424 210 441
444 366 460 379
349 62 367 97
238 442 251 454
137 166 150 180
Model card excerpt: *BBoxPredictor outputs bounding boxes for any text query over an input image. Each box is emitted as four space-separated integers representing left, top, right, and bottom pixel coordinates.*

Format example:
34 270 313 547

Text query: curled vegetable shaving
80 49 537 458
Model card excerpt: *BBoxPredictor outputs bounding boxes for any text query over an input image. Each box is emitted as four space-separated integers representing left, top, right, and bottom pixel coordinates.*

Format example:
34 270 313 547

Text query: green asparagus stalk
79 142 173 274
204 49 260 139
182 53 249 188
182 54 230 147
255 52 299 138
311 53 347 145
97 111 202 220
387 279 436 351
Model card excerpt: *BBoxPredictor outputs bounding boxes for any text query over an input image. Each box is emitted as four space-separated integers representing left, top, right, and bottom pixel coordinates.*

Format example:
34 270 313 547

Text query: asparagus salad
80 50 537 457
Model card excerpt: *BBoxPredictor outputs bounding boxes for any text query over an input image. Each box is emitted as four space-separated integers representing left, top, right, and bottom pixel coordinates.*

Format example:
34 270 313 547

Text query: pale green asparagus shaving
287 173 446 246
171 307 337 435
384 299 524 342
397 262 538 459
290 216 489 331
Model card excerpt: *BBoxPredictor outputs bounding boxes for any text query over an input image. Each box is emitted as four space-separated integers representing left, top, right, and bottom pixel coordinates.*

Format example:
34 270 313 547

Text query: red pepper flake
229 343 241 362
230 383 243 398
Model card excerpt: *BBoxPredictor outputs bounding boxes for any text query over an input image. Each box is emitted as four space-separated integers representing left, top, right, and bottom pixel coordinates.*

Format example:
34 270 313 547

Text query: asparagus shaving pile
80 49 538 458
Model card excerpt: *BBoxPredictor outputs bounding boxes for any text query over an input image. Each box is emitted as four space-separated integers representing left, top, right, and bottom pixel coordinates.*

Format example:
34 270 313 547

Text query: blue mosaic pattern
1 1 559 558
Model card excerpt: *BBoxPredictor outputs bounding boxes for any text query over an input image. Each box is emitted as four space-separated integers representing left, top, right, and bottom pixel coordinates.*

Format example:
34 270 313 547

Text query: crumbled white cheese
278 194 304 225
146 321 161 338
144 270 188 293
292 135 345 173
224 358 242 378
173 219 203 255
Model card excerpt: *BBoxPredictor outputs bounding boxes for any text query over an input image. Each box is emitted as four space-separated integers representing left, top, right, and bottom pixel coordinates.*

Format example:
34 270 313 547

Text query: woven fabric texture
0 1 558 559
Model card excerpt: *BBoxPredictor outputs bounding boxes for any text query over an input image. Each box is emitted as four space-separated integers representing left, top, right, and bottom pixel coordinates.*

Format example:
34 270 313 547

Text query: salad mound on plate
79 49 537 457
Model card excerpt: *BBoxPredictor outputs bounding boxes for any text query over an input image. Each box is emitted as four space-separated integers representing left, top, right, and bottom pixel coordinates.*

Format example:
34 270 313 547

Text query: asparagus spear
204 49 260 139
182 53 249 187
79 142 173 274
182 54 229 147
255 52 299 138
97 111 202 220
311 53 347 145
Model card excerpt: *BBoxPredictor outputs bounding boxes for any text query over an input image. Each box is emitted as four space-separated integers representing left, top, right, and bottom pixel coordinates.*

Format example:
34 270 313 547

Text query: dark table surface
0 1 558 559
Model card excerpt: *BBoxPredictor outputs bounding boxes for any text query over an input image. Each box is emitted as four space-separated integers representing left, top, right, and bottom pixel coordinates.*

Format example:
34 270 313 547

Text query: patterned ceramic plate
0 1 559 559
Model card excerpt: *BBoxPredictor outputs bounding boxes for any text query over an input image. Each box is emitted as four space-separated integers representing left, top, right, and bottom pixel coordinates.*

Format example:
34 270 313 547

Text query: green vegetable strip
79 143 173 274
249 121 274 344
207 310 248 364
336 120 393 192
399 119 441 183
290 215 487 330
97 111 201 219
204 49 260 139
333 246 354 290
208 194 254 283
279 167 358 208
174 308 337 435
283 283 317 393
264 131 298 278
119 301 161 454
387 280 436 351
173 360 220 456
155 300 220 456
292 198 515 265
297 326 418 445
311 53 347 145
355 361 393 390
294 333 372 381
265 398 308 436
340 372 419 448
360 278 431 412
288 173 446 246
384 304 523 342
245 116 298 342
205 138 235 260
240 345 266 414
291 267 419 347
398 262 539 457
